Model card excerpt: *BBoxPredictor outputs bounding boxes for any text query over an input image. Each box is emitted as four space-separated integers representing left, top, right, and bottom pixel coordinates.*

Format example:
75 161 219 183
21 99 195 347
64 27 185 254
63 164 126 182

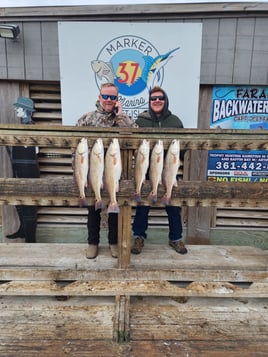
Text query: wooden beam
0 125 267 150
1 3 268 19
0 280 267 298
0 178 267 207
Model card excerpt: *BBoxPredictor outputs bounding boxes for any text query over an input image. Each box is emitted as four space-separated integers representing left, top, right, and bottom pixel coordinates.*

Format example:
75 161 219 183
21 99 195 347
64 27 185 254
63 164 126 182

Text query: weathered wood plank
0 280 267 298
114 295 130 342
1 295 267 355
216 218 268 227
0 125 267 150
0 296 114 340
217 208 268 219
0 178 267 207
0 244 267 282
130 297 268 341
33 112 62 119
1 3 268 18
0 338 267 357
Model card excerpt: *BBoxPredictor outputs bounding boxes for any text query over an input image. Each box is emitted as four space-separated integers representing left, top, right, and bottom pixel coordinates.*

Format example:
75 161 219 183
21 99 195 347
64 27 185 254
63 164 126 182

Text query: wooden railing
1 124 268 268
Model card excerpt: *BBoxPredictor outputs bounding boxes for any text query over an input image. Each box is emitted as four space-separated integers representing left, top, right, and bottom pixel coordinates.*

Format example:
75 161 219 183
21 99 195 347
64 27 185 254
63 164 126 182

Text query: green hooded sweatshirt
135 88 184 129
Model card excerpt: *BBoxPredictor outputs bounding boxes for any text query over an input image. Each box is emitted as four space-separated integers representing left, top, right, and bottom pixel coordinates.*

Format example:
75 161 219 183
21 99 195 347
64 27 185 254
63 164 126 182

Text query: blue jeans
132 205 183 242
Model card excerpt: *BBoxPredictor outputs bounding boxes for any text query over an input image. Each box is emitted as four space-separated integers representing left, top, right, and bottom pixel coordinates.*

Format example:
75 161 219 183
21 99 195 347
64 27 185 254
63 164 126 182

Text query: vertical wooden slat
113 295 130 343
187 150 211 244
0 38 7 78
118 204 131 269
233 18 254 84
200 18 219 84
216 18 237 84
41 22 60 80
6 22 25 80
24 22 43 80
197 85 212 129
21 83 30 97
250 17 268 84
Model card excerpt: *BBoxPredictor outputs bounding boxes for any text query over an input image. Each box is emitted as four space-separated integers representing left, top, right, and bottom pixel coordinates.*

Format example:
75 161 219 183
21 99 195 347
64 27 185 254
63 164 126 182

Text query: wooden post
117 204 132 269
187 150 211 244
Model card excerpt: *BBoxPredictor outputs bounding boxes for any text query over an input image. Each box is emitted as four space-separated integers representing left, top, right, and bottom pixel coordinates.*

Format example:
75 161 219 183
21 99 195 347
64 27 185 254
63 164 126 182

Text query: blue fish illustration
142 47 180 91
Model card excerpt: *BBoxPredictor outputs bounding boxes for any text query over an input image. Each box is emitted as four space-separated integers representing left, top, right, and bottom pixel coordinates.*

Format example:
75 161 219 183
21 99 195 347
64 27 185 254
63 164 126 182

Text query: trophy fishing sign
58 22 202 127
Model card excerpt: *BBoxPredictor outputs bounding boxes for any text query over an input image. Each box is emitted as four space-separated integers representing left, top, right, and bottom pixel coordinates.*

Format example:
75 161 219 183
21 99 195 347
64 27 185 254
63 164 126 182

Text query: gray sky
1 0 266 7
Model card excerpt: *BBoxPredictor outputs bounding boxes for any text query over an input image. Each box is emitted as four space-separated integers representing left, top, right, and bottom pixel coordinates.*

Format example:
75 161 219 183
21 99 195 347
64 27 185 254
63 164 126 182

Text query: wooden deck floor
0 243 267 356
0 243 267 279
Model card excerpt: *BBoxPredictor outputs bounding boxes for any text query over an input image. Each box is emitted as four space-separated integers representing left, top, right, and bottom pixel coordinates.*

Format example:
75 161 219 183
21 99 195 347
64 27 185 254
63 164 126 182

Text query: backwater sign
210 86 268 129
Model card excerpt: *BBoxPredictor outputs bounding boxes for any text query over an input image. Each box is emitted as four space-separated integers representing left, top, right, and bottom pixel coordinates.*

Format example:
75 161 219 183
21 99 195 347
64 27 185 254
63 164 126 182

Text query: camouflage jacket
76 101 138 128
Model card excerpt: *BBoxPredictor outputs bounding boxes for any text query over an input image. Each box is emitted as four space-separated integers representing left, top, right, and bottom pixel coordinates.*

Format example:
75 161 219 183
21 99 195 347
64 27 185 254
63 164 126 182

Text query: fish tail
130 192 142 203
160 195 171 206
95 199 104 211
107 202 120 214
79 197 88 207
147 192 157 203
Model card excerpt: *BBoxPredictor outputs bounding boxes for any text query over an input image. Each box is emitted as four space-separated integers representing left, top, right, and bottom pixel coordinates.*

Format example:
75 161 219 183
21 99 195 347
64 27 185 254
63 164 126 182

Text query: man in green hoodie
131 86 187 255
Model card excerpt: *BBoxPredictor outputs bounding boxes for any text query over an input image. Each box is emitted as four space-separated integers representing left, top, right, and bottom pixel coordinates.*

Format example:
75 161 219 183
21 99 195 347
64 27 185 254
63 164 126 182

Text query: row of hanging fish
131 138 181 205
74 137 121 213
74 137 180 210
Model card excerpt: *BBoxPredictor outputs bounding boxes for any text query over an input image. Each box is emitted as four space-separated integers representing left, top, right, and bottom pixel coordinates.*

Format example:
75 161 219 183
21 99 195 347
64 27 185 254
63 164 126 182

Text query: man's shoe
169 240 188 255
131 237 144 255
6 229 25 239
109 244 118 258
86 244 98 259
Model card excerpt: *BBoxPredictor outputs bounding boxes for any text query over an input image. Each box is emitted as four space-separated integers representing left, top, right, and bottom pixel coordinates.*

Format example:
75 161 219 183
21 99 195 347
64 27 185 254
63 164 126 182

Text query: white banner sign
58 22 202 127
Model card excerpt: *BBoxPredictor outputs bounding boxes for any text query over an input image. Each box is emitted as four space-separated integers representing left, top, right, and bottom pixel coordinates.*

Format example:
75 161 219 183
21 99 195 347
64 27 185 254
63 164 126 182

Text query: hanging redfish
104 138 122 213
161 139 180 205
89 138 104 211
131 139 150 203
147 139 164 203
74 138 89 207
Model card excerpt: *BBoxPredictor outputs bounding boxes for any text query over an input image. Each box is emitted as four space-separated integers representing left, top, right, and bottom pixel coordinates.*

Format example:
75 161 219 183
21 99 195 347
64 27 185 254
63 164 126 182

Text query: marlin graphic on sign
142 47 180 91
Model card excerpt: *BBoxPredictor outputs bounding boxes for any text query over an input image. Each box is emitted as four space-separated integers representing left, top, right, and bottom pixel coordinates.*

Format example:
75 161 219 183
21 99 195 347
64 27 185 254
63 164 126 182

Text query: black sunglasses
101 94 118 100
150 95 165 101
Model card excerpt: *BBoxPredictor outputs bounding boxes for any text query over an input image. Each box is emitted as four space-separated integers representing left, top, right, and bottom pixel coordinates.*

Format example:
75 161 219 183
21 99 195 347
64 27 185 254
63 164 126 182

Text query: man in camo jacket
76 82 137 260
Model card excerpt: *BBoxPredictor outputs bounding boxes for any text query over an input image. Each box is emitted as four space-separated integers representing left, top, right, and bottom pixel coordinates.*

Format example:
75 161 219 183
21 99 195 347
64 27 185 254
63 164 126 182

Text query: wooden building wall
0 3 268 247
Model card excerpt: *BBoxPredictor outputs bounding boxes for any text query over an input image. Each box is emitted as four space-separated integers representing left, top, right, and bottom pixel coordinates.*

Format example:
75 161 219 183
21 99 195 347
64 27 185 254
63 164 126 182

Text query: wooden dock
0 126 267 355
0 243 267 356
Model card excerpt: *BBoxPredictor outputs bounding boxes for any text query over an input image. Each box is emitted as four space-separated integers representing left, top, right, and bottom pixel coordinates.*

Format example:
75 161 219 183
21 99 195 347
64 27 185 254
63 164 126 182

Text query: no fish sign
58 22 202 127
